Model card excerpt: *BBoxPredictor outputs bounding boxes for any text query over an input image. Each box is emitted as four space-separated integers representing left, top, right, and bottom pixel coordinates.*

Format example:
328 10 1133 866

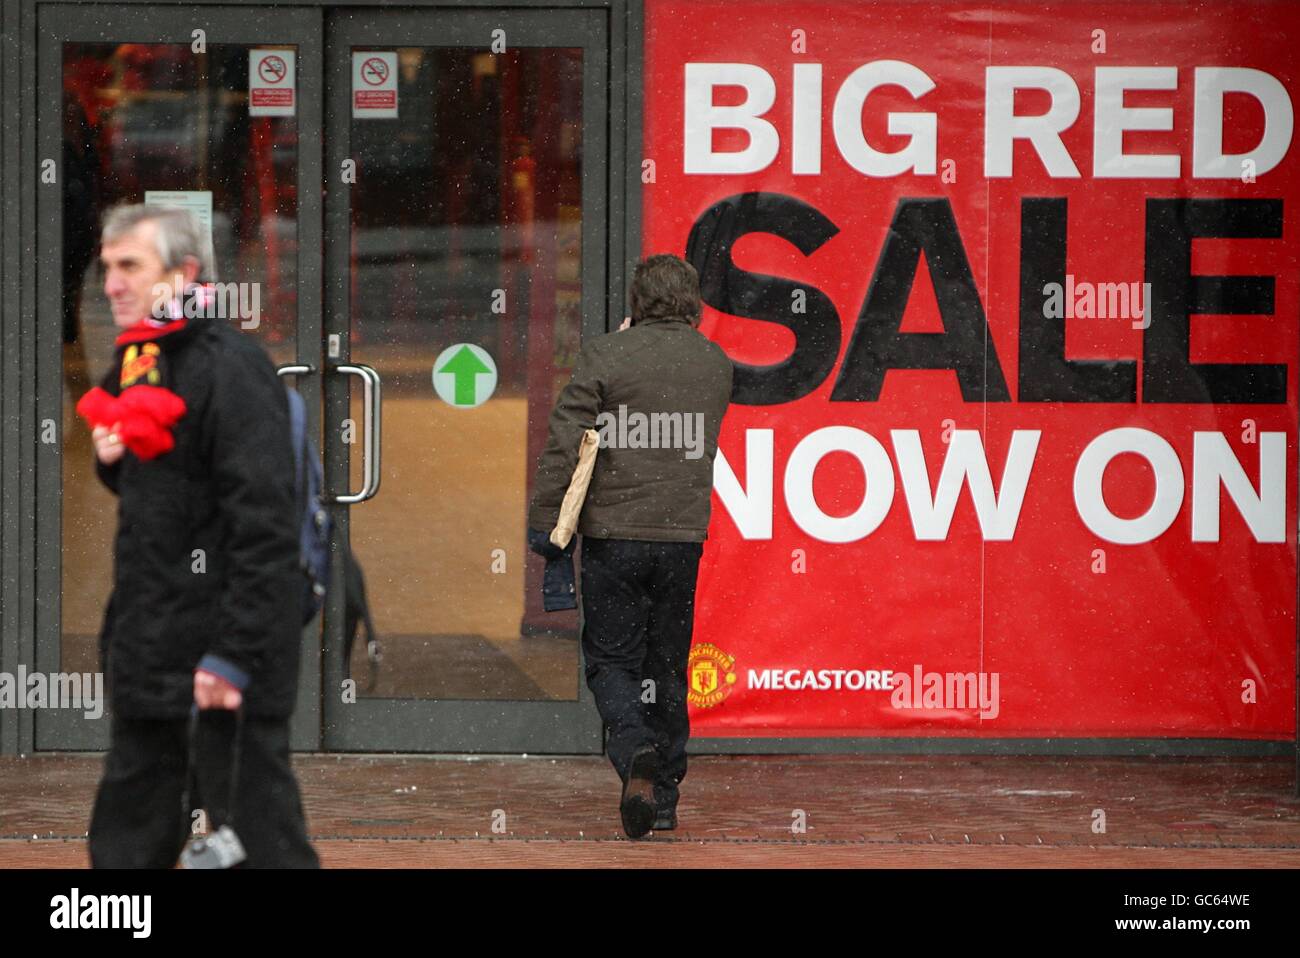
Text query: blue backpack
286 387 332 625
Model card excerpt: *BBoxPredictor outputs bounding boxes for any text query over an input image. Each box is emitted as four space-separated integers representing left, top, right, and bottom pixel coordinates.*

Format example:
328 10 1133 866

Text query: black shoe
620 746 658 839
653 805 677 831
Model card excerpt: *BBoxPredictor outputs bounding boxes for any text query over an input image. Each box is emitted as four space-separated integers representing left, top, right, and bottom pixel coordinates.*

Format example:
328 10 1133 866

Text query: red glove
77 386 187 460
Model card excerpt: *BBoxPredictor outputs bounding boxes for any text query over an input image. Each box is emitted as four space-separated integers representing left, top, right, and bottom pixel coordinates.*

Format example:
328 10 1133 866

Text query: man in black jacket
85 204 317 868
529 255 733 838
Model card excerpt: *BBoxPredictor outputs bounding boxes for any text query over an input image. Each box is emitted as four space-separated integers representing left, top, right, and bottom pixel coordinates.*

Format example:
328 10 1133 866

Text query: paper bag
550 428 601 550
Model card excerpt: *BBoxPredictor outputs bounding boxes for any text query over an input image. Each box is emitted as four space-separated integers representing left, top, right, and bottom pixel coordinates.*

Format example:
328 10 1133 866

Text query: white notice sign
143 190 215 274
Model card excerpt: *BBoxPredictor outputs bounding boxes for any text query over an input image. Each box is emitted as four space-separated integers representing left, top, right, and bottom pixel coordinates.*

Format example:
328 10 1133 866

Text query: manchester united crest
120 342 163 388
687 642 737 709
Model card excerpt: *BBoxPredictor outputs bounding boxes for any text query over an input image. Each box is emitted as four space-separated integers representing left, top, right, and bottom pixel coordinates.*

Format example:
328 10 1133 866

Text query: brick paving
1 753 1297 867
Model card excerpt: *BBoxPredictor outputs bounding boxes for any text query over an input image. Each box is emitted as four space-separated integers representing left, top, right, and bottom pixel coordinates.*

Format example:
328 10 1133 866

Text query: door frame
0 0 15 758
29 2 325 750
321 6 608 752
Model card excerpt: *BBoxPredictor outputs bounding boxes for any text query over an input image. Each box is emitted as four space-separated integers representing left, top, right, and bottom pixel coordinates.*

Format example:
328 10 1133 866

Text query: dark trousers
89 711 319 868
580 536 703 809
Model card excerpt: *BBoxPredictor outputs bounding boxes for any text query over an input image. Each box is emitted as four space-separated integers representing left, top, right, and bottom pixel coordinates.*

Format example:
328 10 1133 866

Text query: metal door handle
333 364 382 504
276 364 315 378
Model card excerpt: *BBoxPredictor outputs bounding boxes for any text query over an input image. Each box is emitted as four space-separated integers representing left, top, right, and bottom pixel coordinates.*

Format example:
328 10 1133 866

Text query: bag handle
180 705 245 842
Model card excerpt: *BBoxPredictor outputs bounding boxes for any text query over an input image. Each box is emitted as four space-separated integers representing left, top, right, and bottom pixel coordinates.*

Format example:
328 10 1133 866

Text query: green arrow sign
433 343 497 408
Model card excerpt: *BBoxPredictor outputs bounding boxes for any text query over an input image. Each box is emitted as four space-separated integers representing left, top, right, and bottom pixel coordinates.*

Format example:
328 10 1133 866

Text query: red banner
643 0 1300 738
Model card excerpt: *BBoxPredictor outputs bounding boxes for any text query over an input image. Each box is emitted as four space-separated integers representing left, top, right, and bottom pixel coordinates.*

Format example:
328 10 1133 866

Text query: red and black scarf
76 320 189 460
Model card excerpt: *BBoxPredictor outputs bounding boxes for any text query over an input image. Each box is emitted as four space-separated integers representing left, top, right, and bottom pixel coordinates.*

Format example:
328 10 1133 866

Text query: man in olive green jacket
528 254 732 838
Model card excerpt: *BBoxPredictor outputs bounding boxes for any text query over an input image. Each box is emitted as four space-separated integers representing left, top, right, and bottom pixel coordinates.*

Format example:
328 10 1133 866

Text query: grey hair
101 204 214 280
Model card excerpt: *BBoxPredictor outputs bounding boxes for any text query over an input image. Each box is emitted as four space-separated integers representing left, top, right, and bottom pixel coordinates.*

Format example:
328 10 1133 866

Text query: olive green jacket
528 315 733 542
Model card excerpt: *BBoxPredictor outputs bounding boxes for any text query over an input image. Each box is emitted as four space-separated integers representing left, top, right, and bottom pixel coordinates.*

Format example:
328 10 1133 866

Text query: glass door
322 8 606 751
36 3 323 749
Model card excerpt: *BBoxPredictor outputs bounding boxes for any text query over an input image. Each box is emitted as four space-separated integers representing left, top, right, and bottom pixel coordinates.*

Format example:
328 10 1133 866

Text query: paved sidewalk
1 753 1297 867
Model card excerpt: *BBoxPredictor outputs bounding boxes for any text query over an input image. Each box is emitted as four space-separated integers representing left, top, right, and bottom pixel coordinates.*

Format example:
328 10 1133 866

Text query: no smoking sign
352 51 399 119
249 49 295 117
360 57 389 85
259 55 287 84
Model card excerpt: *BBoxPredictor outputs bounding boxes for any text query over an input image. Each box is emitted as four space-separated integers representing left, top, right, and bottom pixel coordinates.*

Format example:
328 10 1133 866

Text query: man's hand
194 669 243 710
92 423 126 465
619 316 632 331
